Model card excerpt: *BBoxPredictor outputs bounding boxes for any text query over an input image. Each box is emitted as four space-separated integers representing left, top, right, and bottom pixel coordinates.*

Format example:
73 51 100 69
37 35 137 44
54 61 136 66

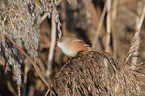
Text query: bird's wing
72 39 90 47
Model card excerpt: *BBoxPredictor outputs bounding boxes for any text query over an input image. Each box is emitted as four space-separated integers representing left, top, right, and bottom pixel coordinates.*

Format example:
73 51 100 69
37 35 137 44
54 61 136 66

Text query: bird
56 36 93 58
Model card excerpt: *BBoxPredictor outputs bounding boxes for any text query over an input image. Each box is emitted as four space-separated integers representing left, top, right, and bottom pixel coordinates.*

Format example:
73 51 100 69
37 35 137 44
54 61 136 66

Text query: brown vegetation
0 0 145 96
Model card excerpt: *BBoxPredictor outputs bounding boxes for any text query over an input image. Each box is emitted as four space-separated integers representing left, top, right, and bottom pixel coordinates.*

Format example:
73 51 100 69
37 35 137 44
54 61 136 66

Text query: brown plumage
57 36 93 57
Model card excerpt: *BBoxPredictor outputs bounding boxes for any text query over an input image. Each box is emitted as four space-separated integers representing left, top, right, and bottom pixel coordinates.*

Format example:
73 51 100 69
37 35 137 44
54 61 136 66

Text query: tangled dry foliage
46 51 145 96
1 0 145 96
0 0 60 95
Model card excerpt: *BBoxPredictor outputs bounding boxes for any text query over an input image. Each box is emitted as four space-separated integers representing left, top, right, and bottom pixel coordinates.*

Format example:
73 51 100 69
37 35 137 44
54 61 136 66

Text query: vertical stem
18 85 21 96
23 63 30 96
111 0 118 56
105 0 111 68
111 22 117 56
112 0 118 20
46 12 56 82
105 0 111 52
61 0 67 35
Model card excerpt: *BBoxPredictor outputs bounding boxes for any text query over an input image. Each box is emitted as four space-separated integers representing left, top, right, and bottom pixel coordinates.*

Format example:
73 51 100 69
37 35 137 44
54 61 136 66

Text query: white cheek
57 43 69 55
57 43 65 52
57 43 63 49
57 43 60 48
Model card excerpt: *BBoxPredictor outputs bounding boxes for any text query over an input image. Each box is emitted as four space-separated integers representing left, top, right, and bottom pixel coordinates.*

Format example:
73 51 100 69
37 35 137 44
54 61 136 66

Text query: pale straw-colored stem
105 0 112 52
112 0 118 20
104 0 111 68
46 12 56 82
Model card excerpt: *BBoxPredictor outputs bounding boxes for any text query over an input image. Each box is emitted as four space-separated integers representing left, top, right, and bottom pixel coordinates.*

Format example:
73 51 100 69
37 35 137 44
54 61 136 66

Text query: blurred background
0 0 145 96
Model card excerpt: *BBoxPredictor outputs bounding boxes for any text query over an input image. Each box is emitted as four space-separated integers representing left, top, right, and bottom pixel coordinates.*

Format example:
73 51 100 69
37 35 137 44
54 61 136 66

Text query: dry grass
46 51 145 95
